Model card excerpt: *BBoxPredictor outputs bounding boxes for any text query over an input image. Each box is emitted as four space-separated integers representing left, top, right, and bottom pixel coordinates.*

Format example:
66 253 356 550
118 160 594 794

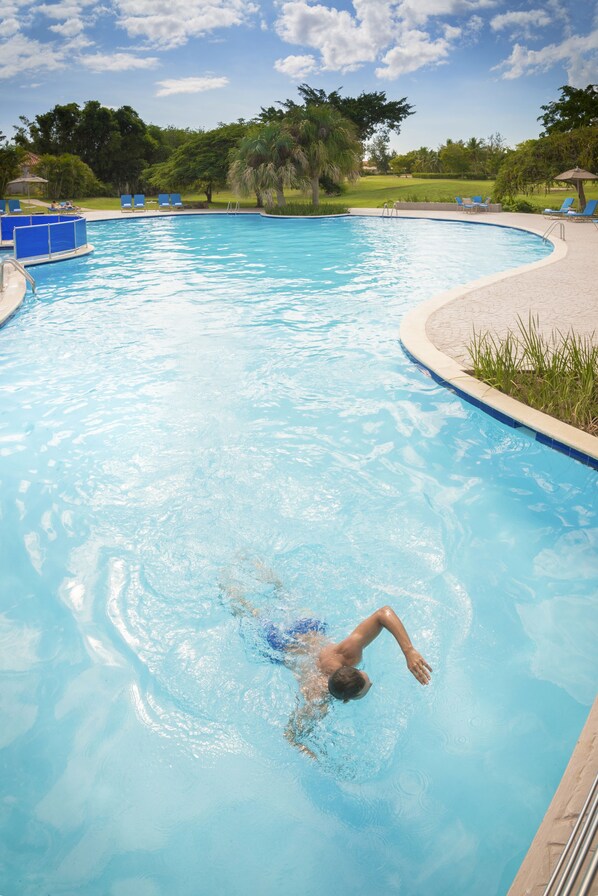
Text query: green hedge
415 172 494 180
264 203 349 216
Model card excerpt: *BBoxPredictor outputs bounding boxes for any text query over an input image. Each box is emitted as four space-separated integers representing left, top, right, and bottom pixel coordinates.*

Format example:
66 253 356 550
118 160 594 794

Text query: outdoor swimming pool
0 214 596 896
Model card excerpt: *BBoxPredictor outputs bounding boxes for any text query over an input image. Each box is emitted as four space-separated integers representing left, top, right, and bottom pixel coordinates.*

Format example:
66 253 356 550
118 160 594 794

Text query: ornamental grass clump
469 314 598 435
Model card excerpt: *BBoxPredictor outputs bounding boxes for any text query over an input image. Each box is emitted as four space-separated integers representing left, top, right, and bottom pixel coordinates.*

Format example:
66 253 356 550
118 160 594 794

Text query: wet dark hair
328 666 366 702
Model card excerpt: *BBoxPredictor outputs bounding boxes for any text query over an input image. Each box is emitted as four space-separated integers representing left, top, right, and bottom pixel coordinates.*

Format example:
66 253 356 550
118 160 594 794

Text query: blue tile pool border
400 341 598 471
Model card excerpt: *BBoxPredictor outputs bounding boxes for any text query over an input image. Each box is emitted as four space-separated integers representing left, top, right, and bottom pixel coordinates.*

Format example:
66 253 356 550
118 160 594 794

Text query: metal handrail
542 220 566 242
226 201 240 214
0 257 36 293
543 773 598 896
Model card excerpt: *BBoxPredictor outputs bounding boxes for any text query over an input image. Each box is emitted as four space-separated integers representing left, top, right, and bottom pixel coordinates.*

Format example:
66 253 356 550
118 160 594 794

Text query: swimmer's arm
217 579 261 618
284 700 329 759
340 606 432 685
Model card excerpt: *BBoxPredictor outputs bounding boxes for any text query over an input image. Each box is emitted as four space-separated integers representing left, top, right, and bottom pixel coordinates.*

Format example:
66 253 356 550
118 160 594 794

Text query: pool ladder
542 220 566 242
382 201 398 216
0 257 36 293
542 772 598 896
227 201 240 214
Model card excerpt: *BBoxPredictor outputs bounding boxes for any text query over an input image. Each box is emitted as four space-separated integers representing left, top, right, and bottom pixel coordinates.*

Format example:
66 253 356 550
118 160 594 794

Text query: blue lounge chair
566 199 597 219
171 193 184 209
455 196 466 211
133 194 145 211
477 196 492 211
472 195 482 203
0 199 6 215
8 199 22 214
158 194 170 209
121 194 133 211
543 197 574 216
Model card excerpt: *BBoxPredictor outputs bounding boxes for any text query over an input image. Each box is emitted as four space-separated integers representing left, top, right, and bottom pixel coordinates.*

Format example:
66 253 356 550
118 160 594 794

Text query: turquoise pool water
0 215 596 896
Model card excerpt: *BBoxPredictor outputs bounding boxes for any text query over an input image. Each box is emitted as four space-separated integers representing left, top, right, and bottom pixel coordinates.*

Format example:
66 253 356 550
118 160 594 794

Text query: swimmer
220 565 432 758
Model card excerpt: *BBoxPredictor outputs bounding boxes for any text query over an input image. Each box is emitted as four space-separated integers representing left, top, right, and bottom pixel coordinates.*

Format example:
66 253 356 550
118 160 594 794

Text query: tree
0 139 23 196
35 153 102 199
148 123 248 201
229 122 300 207
260 83 414 142
365 134 394 174
494 128 598 201
438 139 471 175
285 104 361 206
539 85 598 136
14 101 164 191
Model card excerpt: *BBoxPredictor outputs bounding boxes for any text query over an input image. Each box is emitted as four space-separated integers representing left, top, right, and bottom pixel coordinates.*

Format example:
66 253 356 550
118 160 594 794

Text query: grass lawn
12 176 598 214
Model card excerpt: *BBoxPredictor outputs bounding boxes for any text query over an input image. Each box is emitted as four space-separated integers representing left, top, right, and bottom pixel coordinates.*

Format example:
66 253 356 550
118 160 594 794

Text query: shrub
502 199 536 213
264 202 349 216
469 314 598 435
415 173 494 180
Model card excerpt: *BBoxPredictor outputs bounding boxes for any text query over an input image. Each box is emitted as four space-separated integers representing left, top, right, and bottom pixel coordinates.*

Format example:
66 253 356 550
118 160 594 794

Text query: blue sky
0 0 596 152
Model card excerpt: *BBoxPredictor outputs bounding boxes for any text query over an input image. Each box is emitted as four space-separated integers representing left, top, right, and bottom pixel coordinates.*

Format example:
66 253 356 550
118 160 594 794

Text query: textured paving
353 207 598 363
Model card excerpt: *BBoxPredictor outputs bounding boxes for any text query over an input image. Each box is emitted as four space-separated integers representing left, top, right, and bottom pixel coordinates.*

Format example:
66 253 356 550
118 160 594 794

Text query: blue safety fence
12 215 88 262
1 215 61 242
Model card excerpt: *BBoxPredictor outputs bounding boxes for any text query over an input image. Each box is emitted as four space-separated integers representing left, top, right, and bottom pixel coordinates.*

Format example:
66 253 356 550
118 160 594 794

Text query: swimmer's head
328 666 372 702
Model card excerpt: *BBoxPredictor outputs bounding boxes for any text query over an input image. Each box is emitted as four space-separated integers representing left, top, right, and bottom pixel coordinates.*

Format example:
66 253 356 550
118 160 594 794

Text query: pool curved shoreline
5 208 596 469
397 233 598 469
3 205 598 896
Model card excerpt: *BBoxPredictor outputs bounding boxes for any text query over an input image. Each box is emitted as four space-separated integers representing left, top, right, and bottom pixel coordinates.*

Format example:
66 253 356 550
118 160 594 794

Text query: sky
0 0 597 153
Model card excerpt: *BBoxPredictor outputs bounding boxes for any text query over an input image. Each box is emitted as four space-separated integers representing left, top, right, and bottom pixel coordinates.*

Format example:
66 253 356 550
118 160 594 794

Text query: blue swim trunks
262 617 327 663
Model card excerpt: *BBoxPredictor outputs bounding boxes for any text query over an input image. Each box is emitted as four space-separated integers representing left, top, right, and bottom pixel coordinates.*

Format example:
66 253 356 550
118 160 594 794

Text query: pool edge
396 225 598 468
506 697 598 896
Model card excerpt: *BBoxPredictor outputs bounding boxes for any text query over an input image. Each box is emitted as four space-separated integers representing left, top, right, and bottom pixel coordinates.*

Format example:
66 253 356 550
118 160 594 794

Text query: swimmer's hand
405 647 432 685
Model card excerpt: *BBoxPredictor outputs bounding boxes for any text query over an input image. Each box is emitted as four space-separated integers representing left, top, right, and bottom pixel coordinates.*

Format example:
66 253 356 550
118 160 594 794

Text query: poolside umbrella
6 174 48 206
554 167 598 212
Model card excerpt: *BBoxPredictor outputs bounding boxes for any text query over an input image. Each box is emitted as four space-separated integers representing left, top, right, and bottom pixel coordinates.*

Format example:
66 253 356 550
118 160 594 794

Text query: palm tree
228 122 300 207
285 104 362 206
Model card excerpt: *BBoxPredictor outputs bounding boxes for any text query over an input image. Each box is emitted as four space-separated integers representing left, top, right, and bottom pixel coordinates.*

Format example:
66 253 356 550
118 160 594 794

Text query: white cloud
274 0 496 77
37 0 96 19
274 53 318 79
49 16 84 36
114 0 259 49
494 28 598 85
490 9 552 39
394 0 498 29
376 26 456 77
0 32 66 78
80 52 159 71
275 1 381 71
0 16 21 36
155 75 229 96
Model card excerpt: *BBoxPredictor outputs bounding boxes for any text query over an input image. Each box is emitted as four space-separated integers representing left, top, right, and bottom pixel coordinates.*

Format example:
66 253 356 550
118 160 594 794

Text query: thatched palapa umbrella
554 167 598 211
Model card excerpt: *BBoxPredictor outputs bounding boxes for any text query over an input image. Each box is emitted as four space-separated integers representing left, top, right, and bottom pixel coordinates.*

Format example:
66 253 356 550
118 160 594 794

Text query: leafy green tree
389 149 419 175
412 147 442 173
365 134 395 173
539 85 598 135
285 104 361 206
14 101 164 192
494 128 598 203
35 153 102 199
148 123 248 201
260 83 414 142
0 139 23 195
438 139 471 175
484 132 509 177
14 104 80 155
229 122 300 207
147 125 199 162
